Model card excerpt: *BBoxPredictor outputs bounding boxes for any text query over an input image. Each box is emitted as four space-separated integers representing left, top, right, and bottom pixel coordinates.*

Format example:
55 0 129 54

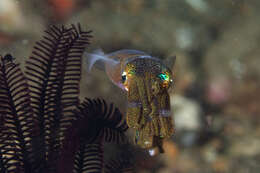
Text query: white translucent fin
83 49 118 72
107 49 148 57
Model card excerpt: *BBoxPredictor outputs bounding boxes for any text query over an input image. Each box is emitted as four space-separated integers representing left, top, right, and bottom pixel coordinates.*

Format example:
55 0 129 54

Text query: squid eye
122 71 127 83
158 73 173 88
158 73 169 82
122 75 126 83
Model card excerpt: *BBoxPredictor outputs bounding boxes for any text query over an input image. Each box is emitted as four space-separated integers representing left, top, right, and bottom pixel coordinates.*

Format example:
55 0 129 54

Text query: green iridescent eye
158 72 173 88
128 70 135 75
158 73 169 81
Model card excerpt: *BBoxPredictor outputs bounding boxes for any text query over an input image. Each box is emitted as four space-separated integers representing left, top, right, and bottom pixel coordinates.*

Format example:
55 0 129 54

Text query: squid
85 49 175 155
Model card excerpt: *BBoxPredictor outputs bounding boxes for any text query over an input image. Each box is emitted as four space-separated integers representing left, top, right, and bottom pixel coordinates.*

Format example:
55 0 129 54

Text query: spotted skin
87 49 175 152
122 58 174 150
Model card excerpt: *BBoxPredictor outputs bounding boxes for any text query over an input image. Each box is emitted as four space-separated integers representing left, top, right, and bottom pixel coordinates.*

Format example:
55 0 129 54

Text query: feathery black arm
25 24 92 172
0 55 35 173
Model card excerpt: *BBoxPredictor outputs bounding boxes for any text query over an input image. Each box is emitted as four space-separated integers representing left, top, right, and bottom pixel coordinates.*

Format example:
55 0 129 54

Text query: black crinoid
0 24 133 173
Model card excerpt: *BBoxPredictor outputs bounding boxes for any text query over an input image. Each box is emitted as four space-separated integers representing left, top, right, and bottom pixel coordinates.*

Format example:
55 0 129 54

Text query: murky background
1 0 260 172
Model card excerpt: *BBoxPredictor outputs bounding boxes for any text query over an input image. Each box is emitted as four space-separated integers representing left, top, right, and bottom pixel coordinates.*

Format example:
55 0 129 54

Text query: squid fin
83 49 118 72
